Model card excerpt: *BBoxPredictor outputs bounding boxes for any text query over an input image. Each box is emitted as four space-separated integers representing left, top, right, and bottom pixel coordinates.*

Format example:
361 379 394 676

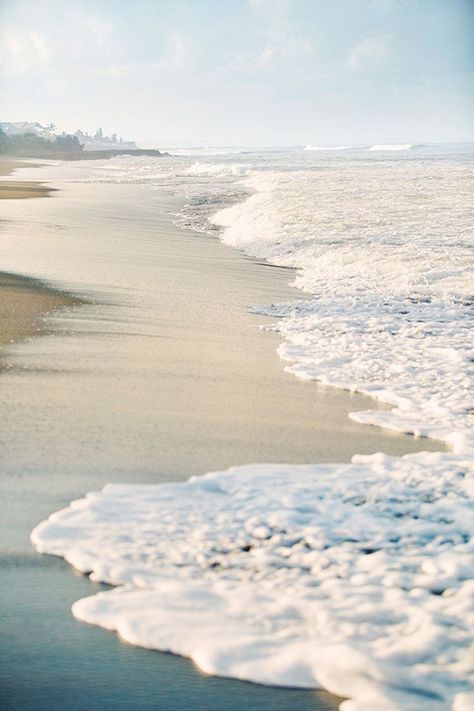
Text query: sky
0 0 473 146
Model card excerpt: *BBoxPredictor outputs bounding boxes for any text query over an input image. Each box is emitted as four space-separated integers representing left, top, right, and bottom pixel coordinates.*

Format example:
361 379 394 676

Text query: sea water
31 144 474 710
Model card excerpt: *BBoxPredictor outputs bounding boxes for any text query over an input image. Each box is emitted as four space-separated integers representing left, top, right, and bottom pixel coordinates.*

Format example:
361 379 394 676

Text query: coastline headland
65 148 168 160
0 125 167 161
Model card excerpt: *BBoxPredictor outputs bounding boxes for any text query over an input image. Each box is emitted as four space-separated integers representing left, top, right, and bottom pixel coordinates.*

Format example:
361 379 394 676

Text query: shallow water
0 170 443 710
1 560 342 711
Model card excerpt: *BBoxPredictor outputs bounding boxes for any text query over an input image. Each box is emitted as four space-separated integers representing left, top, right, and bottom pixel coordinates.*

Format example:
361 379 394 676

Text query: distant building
0 121 56 141
0 121 137 151
76 126 137 151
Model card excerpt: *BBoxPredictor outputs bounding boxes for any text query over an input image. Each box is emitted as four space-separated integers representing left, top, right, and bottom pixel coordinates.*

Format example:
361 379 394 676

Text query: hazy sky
1 0 473 146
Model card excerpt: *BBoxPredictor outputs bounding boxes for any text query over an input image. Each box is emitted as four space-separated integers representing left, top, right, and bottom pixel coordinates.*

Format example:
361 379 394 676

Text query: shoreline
0 164 352 711
0 162 443 463
0 159 453 711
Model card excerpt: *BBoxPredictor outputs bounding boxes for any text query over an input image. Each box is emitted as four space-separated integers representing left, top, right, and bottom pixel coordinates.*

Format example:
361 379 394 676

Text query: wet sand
0 159 39 176
0 159 53 198
0 272 76 358
0 164 443 711
0 162 76 361
0 180 54 199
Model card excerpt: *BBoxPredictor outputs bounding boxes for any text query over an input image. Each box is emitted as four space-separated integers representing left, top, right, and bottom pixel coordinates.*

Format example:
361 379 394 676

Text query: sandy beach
0 272 77 357
0 161 444 711
0 180 55 199
0 161 76 358
0 159 54 199
0 159 34 176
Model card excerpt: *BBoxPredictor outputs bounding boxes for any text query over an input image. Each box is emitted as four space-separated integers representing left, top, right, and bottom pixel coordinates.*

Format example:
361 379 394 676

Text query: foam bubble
32 453 474 710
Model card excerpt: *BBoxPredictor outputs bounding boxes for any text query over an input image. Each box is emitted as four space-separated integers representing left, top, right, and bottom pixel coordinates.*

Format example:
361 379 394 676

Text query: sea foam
210 164 473 452
185 161 250 177
32 146 474 709
32 453 474 710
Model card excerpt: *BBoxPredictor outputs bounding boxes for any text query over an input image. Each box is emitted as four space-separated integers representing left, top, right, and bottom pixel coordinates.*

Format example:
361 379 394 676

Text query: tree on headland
0 129 83 156
0 129 9 153
53 134 83 152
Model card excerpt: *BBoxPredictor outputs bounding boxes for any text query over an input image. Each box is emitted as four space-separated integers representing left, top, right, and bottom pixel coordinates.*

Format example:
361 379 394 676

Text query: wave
368 143 413 151
167 147 243 157
305 145 351 151
211 166 473 451
185 161 250 177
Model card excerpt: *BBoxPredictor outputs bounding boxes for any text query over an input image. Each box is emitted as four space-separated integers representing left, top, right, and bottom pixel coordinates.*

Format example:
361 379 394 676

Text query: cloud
255 29 311 69
0 13 115 78
86 17 115 47
247 0 291 14
348 34 392 70
233 0 311 70
103 32 189 80
0 28 50 75
163 33 187 67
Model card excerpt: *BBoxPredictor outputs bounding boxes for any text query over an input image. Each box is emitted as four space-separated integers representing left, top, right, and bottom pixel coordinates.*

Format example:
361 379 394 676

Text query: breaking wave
185 161 250 177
